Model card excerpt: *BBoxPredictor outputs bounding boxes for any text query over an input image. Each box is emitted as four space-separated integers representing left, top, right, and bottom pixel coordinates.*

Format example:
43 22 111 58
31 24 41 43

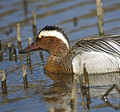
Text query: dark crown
40 25 70 45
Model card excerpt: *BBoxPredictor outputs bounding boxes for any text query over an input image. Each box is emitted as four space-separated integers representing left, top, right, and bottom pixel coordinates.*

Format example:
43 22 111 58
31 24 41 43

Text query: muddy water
0 0 120 112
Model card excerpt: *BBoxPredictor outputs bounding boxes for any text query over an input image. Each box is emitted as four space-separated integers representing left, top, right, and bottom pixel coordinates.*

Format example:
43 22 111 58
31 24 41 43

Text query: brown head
19 26 74 74
19 26 70 57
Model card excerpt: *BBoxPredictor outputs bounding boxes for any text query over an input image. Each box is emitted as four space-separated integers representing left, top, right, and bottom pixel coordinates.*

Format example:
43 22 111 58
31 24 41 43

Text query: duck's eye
41 35 44 39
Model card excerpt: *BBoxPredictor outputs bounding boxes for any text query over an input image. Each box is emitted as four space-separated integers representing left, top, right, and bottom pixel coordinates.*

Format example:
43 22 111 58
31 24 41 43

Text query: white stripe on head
38 30 70 49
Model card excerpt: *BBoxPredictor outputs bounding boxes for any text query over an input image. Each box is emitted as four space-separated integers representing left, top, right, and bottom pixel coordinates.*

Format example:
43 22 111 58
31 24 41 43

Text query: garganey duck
19 26 120 74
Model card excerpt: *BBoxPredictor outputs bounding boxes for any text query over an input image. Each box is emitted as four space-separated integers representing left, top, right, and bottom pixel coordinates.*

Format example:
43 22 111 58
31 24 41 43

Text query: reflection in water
2 94 8 104
44 72 73 112
0 48 119 111
42 71 120 111
80 72 120 111
39 50 44 61
0 0 120 111
102 84 120 110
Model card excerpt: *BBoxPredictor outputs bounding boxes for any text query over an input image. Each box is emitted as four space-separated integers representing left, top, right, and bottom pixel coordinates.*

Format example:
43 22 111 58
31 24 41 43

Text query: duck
19 25 120 75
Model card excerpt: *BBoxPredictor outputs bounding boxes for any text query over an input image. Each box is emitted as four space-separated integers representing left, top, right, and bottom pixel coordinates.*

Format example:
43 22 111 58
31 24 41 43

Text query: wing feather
73 35 120 57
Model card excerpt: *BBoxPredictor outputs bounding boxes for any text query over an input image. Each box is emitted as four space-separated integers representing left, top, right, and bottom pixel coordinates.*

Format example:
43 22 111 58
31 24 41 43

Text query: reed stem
83 64 89 87
3 43 7 52
22 65 28 88
32 10 37 41
27 38 32 65
0 70 7 94
8 43 12 60
17 23 22 50
71 79 77 112
49 105 55 112
0 40 3 61
73 17 77 26
96 0 104 36
12 44 17 61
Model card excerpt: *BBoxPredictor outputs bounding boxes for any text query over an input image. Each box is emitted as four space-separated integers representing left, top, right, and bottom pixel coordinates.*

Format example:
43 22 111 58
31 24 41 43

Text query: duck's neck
45 44 73 74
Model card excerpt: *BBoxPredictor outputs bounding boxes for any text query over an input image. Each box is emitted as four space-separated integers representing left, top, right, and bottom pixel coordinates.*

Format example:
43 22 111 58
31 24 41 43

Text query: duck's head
19 26 70 55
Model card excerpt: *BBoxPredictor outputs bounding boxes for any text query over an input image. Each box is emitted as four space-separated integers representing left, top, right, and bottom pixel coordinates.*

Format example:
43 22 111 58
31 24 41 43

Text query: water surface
0 0 120 112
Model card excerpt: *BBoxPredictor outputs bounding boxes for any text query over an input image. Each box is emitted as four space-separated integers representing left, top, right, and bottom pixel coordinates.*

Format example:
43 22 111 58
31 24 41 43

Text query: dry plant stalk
32 11 37 41
71 80 77 112
22 65 28 88
17 23 22 49
0 70 7 94
96 0 104 35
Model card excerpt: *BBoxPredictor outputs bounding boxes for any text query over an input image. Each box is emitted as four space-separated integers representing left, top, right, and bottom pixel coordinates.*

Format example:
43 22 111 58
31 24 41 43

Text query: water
0 0 120 112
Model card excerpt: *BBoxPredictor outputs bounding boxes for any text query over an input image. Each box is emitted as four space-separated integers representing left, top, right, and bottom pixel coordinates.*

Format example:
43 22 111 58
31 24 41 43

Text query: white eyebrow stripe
38 30 70 49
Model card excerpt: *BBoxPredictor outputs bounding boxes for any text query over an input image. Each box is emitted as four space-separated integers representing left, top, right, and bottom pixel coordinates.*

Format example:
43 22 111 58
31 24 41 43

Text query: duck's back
72 35 120 74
